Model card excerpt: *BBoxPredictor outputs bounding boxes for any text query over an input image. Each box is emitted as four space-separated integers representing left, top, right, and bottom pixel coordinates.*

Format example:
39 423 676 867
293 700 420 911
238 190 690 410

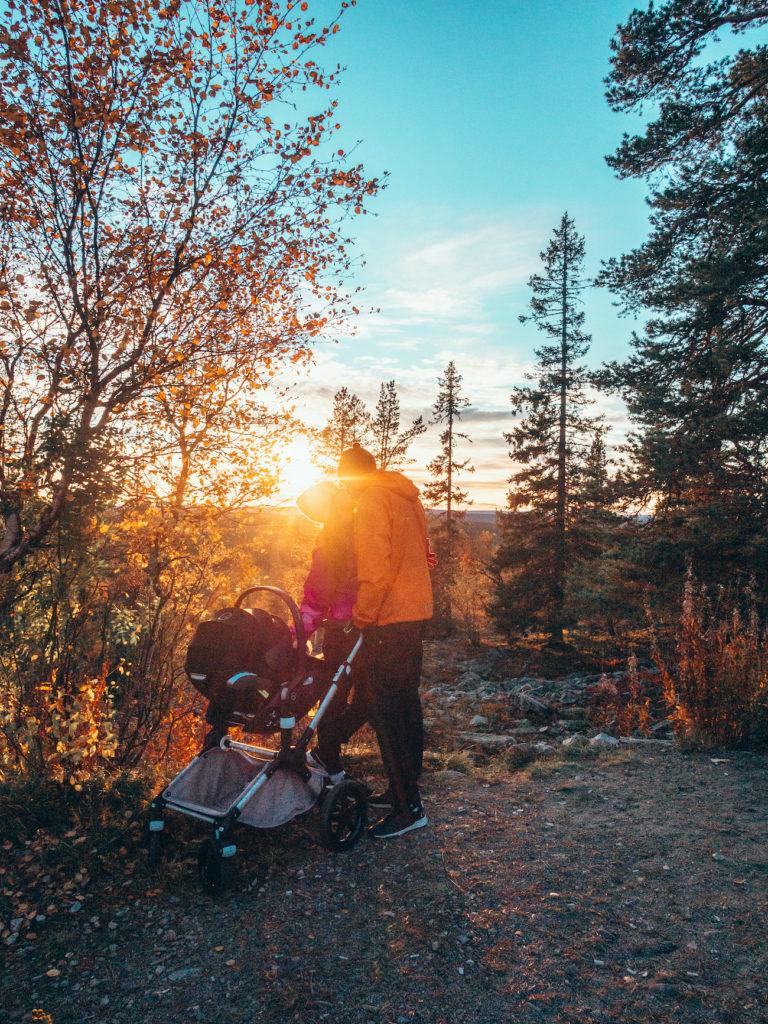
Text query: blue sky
286 0 653 508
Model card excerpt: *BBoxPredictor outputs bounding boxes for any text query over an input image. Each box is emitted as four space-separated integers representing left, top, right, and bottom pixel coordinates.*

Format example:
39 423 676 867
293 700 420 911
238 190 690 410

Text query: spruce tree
423 361 474 629
315 387 371 473
370 380 426 470
598 2 768 590
491 214 602 642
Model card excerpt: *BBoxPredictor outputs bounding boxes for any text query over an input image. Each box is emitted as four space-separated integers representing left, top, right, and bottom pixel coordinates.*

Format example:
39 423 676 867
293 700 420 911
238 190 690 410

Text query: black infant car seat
185 607 294 713
185 606 329 734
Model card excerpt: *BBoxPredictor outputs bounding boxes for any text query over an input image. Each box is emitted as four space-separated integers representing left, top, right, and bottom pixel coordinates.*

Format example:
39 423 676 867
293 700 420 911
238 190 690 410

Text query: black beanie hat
338 442 377 480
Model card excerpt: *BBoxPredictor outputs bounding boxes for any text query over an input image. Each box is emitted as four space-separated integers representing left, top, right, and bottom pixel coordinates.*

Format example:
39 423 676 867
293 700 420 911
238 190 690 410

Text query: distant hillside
427 509 499 535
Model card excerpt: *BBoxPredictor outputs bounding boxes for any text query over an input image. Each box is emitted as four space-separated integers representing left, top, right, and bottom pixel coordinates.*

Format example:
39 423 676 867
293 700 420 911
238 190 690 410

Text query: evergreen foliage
491 215 606 641
423 361 474 629
370 380 426 470
316 387 372 473
598 1 768 590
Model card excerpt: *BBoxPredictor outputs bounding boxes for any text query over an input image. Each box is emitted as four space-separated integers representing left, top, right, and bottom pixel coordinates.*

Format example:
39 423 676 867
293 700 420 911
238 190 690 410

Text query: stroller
145 586 368 893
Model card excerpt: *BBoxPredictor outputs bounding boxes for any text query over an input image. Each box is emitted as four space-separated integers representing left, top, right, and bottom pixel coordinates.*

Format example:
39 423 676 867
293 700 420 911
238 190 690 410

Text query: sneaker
370 808 428 840
306 750 345 785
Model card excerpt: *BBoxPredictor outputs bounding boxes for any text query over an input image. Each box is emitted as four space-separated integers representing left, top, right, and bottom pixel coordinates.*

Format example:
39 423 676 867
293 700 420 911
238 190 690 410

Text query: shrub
0 673 117 785
650 570 768 748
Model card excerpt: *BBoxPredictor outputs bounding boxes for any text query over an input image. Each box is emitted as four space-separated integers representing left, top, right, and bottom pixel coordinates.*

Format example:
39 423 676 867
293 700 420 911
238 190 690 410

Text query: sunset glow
278 434 325 502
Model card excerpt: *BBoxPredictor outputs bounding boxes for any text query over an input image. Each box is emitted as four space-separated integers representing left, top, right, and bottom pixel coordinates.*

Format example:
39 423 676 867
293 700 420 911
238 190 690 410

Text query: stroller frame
146 586 368 891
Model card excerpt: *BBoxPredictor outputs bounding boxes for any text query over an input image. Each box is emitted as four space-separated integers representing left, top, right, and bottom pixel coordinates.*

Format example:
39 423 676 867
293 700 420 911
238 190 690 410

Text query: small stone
69 901 82 914
469 714 489 728
712 852 726 862
46 968 61 978
168 967 201 982
590 732 619 748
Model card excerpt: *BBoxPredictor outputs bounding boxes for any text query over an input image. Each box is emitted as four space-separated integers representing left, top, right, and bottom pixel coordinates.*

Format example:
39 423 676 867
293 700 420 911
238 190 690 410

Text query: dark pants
367 620 425 813
316 621 372 774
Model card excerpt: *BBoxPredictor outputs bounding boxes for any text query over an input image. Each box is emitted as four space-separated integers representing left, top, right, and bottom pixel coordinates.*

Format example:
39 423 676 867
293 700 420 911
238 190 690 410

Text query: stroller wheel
320 779 368 852
197 837 233 895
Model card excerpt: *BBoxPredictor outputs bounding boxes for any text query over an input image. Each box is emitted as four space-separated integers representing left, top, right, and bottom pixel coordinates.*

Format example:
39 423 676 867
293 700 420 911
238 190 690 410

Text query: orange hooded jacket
352 471 434 629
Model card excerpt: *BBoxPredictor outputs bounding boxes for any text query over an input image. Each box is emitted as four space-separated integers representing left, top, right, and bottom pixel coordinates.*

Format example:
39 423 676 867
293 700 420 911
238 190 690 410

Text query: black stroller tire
197 838 233 895
320 780 368 852
147 829 163 872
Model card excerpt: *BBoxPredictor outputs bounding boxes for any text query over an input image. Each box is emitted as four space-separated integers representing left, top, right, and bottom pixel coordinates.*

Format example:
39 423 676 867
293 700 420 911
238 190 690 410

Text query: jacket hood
296 481 353 524
367 470 421 502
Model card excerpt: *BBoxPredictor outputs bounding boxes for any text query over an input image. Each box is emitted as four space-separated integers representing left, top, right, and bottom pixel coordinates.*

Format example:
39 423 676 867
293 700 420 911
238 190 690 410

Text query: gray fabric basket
163 747 323 829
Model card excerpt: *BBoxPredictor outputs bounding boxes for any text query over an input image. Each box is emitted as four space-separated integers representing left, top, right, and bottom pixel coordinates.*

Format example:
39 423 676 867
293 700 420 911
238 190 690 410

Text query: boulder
458 732 517 752
562 733 588 749
469 714 489 728
618 736 674 750
510 691 555 723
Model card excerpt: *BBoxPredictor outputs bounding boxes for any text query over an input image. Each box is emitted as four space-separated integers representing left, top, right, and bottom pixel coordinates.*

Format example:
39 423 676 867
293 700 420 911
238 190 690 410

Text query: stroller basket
163 746 324 828
146 586 369 892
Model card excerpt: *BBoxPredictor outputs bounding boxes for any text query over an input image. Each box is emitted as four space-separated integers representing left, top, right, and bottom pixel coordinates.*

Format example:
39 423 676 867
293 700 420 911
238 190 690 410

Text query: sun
278 434 325 502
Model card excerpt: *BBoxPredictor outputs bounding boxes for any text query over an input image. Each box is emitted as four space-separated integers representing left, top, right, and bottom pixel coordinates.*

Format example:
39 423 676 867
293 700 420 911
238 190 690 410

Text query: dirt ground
3 746 767 1024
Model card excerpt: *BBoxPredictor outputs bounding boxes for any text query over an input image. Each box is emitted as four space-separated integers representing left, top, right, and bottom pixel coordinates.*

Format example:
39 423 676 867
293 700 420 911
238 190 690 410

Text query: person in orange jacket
338 442 434 839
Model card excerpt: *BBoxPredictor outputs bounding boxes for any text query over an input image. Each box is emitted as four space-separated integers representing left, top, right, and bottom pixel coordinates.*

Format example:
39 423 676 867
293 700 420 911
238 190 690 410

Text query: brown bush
650 571 768 748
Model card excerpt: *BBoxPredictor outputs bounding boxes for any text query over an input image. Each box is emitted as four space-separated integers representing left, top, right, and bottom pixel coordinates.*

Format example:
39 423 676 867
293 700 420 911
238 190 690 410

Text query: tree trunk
445 392 454 628
552 243 568 644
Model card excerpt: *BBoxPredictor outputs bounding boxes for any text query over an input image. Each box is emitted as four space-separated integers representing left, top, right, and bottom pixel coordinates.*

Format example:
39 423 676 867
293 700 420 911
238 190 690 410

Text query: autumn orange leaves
0 0 378 571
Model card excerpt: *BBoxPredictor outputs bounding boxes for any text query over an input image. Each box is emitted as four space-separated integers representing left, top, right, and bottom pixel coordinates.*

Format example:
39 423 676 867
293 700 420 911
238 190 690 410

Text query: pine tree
423 361 474 629
491 214 602 643
370 380 426 470
598 2 768 591
315 387 371 473
566 429 627 635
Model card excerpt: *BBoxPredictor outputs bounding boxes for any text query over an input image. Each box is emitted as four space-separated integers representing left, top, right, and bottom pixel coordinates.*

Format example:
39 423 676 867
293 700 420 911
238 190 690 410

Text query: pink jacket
297 482 357 636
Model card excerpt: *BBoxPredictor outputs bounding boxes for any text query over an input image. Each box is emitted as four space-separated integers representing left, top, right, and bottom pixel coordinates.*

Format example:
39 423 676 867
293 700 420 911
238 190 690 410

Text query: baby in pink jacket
297 481 357 636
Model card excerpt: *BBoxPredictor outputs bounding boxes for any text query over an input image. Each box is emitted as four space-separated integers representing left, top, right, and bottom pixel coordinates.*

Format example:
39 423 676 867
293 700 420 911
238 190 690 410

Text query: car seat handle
234 586 306 680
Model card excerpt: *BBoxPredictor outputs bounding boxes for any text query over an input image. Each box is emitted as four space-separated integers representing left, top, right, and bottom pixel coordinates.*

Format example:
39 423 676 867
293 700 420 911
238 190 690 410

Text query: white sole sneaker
371 814 429 839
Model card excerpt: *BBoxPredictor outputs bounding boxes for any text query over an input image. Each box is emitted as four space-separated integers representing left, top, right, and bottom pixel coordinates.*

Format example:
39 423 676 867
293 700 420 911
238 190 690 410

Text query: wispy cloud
381 221 540 324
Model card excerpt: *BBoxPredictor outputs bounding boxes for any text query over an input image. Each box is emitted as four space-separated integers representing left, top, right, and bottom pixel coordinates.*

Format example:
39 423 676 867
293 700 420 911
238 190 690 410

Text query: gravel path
4 749 767 1024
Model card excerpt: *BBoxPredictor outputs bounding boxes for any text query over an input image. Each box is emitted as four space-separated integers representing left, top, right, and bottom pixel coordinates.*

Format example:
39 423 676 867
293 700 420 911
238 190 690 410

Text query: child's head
296 480 352 524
